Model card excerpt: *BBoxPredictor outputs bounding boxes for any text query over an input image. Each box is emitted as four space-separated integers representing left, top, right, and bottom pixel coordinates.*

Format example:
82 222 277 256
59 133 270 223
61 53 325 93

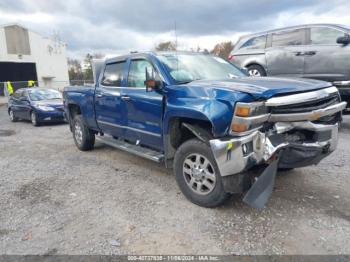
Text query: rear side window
310 27 345 45
272 29 306 47
101 62 125 86
13 90 23 98
240 35 267 50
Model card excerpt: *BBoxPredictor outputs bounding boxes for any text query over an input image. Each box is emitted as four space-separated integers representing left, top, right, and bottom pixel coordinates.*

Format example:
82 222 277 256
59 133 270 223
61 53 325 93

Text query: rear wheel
72 115 95 151
31 111 40 126
9 109 18 122
174 139 230 208
247 64 266 77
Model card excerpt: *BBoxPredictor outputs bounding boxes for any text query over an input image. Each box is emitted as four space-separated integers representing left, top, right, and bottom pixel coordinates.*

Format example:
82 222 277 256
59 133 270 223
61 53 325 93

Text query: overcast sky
1 0 350 59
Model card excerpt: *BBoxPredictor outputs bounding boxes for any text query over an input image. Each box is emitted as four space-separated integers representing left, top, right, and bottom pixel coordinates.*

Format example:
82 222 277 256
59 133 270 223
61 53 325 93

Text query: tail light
228 55 235 61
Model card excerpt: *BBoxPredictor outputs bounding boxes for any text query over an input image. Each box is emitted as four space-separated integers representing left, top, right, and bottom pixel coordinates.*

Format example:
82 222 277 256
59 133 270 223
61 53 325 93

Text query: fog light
242 141 253 156
242 144 248 154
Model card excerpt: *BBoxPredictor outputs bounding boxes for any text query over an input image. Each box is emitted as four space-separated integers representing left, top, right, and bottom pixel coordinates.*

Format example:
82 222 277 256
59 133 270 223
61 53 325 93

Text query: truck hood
187 77 332 99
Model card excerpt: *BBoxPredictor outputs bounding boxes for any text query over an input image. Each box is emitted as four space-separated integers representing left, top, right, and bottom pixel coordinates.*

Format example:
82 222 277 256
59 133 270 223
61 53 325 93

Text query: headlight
37 105 55 111
231 102 269 134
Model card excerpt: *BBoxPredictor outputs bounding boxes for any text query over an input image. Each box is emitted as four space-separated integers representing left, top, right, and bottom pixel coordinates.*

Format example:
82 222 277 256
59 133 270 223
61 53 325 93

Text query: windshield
29 89 62 101
157 53 247 83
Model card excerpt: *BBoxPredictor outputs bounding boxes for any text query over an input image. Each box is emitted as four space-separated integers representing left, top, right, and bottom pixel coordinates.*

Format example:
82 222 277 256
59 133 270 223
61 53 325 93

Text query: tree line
68 41 234 82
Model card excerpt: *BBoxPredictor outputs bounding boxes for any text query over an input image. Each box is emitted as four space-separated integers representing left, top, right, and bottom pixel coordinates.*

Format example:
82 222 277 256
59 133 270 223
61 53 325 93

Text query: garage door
0 62 37 95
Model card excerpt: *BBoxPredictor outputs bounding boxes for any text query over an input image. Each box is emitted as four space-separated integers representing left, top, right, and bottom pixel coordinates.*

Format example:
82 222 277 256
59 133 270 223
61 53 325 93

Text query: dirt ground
0 105 350 255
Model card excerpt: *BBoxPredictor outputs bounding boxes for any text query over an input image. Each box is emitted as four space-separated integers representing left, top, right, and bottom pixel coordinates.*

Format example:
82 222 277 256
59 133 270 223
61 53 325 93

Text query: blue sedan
8 88 66 126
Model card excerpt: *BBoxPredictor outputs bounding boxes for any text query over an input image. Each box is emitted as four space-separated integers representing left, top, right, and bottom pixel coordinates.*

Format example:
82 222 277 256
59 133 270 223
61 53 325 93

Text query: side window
101 62 125 86
127 59 155 87
310 27 345 45
272 29 306 47
240 35 267 50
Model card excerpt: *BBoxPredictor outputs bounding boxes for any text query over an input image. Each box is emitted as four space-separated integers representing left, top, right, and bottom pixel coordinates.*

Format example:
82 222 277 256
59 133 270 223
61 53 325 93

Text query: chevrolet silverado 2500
63 52 346 209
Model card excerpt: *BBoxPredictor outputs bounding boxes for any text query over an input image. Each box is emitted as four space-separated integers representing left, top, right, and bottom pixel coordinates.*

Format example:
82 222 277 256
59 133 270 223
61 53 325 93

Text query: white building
0 23 69 92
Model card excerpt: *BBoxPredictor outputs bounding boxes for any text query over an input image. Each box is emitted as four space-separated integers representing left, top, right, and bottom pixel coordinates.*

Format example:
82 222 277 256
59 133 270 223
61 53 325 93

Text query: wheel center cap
192 168 203 179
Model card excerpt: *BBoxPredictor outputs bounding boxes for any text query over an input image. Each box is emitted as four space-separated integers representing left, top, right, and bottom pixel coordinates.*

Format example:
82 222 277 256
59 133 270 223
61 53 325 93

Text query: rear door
123 57 163 151
303 26 350 82
265 28 307 77
94 60 128 138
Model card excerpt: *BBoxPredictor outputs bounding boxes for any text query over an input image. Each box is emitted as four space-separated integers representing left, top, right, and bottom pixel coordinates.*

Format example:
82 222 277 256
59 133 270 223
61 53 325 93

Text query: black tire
247 64 266 77
9 108 18 122
174 138 230 208
72 115 95 151
31 111 40 126
278 167 294 172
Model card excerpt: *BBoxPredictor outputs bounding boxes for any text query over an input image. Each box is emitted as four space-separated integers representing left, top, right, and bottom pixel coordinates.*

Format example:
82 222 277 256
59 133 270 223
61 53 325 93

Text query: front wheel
9 109 18 122
72 115 95 151
174 139 230 208
31 111 40 126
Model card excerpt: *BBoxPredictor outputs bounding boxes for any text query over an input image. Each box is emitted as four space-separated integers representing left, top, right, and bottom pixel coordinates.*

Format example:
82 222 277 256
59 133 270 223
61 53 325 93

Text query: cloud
0 0 349 58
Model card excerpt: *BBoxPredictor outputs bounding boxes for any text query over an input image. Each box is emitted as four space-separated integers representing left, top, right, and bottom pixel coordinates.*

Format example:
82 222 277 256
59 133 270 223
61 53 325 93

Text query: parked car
230 24 350 110
8 88 65 126
64 51 346 209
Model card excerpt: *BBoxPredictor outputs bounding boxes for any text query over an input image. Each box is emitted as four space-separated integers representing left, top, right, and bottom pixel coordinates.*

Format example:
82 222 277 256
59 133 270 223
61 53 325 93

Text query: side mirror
337 35 350 45
145 67 161 92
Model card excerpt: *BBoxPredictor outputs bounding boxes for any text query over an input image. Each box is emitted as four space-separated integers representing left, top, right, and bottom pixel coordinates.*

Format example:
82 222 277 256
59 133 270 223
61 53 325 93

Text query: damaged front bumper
210 121 339 177
209 121 340 208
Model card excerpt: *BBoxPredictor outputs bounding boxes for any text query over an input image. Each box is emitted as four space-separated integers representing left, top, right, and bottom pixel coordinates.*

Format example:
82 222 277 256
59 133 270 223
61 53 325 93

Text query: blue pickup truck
63 51 346 209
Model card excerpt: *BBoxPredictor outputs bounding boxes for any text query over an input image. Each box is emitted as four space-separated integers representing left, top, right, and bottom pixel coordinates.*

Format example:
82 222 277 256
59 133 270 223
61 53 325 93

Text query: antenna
174 20 178 50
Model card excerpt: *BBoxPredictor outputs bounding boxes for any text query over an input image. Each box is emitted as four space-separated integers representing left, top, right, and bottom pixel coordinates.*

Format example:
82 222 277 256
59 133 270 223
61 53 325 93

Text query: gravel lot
0 105 350 255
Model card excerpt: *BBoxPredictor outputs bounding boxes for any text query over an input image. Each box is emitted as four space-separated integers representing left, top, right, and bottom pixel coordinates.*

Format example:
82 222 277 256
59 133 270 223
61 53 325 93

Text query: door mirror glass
145 67 161 92
337 35 350 45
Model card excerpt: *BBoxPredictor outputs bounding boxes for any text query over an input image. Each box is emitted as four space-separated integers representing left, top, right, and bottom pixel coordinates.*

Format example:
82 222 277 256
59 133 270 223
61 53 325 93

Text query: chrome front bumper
210 121 339 177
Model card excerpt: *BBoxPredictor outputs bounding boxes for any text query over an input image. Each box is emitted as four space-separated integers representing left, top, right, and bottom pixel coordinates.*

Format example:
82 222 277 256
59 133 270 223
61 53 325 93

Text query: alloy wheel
248 69 261 76
31 112 37 125
74 122 83 145
182 153 217 195
9 110 14 121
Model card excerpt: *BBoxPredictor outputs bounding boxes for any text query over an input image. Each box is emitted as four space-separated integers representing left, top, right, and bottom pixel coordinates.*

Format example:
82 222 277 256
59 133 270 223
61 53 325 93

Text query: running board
96 136 164 162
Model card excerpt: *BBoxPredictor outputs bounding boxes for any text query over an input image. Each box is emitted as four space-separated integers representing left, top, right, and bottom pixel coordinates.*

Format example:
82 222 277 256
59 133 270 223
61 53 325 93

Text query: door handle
121 95 131 101
294 51 305 56
96 94 103 98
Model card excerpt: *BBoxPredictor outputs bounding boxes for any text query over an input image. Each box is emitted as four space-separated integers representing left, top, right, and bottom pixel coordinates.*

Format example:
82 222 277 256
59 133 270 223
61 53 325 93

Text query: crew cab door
94 60 128 138
265 28 307 77
123 58 163 151
303 26 350 82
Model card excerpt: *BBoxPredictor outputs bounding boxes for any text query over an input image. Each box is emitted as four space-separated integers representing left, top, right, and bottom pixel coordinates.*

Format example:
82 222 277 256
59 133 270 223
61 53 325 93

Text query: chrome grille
269 93 340 114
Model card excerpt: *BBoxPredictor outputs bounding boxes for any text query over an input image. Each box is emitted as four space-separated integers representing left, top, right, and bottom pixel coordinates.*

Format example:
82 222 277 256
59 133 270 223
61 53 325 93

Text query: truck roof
104 50 209 64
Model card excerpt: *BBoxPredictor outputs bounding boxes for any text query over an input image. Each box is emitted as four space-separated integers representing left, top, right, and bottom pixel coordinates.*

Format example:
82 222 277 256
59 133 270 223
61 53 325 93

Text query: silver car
231 24 350 109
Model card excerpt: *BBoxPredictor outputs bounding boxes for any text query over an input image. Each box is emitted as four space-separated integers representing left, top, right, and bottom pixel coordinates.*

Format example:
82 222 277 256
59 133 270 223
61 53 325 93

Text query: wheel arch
163 116 215 168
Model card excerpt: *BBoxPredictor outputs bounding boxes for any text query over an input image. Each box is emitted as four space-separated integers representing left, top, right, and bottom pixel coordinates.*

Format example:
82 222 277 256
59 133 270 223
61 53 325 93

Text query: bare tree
210 41 234 59
155 41 177 51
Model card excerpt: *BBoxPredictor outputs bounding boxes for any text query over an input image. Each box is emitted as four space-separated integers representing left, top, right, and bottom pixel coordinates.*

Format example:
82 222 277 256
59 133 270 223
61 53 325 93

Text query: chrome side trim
96 135 164 162
269 101 347 122
97 120 161 137
265 86 338 106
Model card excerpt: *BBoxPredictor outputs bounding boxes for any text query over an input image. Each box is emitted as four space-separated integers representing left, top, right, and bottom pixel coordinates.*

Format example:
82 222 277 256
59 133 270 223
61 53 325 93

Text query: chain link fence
0 80 94 96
